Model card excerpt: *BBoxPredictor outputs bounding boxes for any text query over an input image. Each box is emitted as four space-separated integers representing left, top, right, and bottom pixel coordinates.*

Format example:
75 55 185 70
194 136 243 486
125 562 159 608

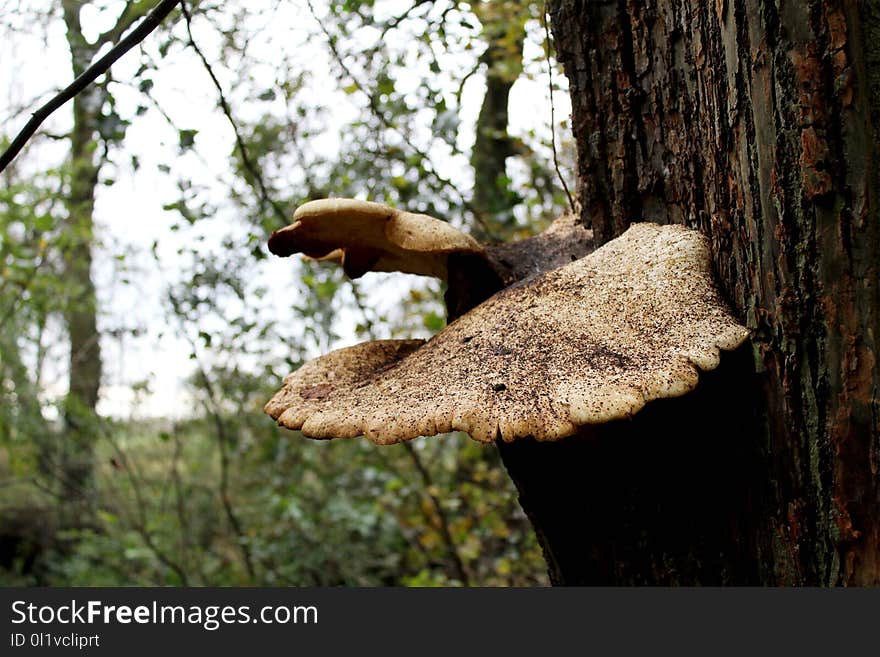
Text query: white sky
0 0 571 419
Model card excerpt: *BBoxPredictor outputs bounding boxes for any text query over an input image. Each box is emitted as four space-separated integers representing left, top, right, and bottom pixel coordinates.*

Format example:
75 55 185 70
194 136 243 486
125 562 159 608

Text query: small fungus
267 198 593 286
267 198 485 279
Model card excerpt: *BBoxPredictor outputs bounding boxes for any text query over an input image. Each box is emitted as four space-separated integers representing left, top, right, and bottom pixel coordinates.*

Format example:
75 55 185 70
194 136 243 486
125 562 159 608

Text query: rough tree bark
497 0 879 585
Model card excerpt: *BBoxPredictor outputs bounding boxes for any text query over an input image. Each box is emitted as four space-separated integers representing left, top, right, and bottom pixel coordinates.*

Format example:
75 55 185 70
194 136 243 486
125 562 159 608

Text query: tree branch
179 0 288 225
401 441 471 586
101 428 192 585
0 0 181 174
350 282 471 585
543 1 575 213
168 292 257 582
95 0 154 47
305 0 497 240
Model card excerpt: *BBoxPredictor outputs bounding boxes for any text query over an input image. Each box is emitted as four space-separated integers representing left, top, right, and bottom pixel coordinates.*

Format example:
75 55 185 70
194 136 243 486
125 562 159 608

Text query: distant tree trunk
498 0 880 585
53 1 155 517
469 1 526 240
59 1 104 516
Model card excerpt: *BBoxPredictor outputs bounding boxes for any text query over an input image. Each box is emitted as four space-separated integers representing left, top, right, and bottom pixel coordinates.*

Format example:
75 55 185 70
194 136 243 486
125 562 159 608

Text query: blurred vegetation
0 0 572 586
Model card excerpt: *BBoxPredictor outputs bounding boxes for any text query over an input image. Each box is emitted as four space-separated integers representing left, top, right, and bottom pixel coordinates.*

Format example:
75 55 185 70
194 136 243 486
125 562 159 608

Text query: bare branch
179 0 288 225
305 0 497 240
542 2 575 213
402 441 472 586
168 292 257 582
377 0 432 40
95 0 154 47
351 282 471 586
101 428 192 585
0 0 181 173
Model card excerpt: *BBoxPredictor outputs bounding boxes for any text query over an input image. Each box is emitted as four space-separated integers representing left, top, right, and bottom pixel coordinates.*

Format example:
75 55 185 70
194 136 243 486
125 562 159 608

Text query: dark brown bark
499 346 764 585
498 0 880 585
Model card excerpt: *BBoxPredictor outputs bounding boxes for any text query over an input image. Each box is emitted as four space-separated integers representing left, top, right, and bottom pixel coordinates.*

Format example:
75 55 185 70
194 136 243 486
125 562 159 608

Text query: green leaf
178 129 198 151
423 312 445 332
34 214 53 231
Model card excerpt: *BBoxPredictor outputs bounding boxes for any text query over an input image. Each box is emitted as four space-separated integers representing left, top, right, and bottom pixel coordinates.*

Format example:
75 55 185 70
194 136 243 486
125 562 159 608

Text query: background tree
57 0 153 519
469 0 526 239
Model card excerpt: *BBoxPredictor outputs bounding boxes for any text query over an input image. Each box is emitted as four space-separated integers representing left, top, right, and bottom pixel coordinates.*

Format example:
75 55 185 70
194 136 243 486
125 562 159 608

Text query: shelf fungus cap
265 223 750 444
268 198 485 279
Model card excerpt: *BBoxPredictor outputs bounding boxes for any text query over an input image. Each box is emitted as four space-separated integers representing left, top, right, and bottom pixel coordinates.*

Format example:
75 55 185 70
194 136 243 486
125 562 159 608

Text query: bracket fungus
268 198 486 279
267 197 594 319
265 213 749 445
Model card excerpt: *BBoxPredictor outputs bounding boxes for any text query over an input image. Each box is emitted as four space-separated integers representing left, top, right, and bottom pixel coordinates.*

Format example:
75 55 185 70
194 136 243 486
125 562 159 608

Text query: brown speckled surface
265 223 749 444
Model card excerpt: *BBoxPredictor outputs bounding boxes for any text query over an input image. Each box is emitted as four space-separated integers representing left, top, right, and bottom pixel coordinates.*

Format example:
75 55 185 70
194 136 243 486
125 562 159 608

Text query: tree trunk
469 1 526 241
498 0 880 585
59 1 103 515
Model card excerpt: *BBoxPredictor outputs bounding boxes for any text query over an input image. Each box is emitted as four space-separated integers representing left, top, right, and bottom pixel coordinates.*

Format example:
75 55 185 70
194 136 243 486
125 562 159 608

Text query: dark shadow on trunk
498 346 769 585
